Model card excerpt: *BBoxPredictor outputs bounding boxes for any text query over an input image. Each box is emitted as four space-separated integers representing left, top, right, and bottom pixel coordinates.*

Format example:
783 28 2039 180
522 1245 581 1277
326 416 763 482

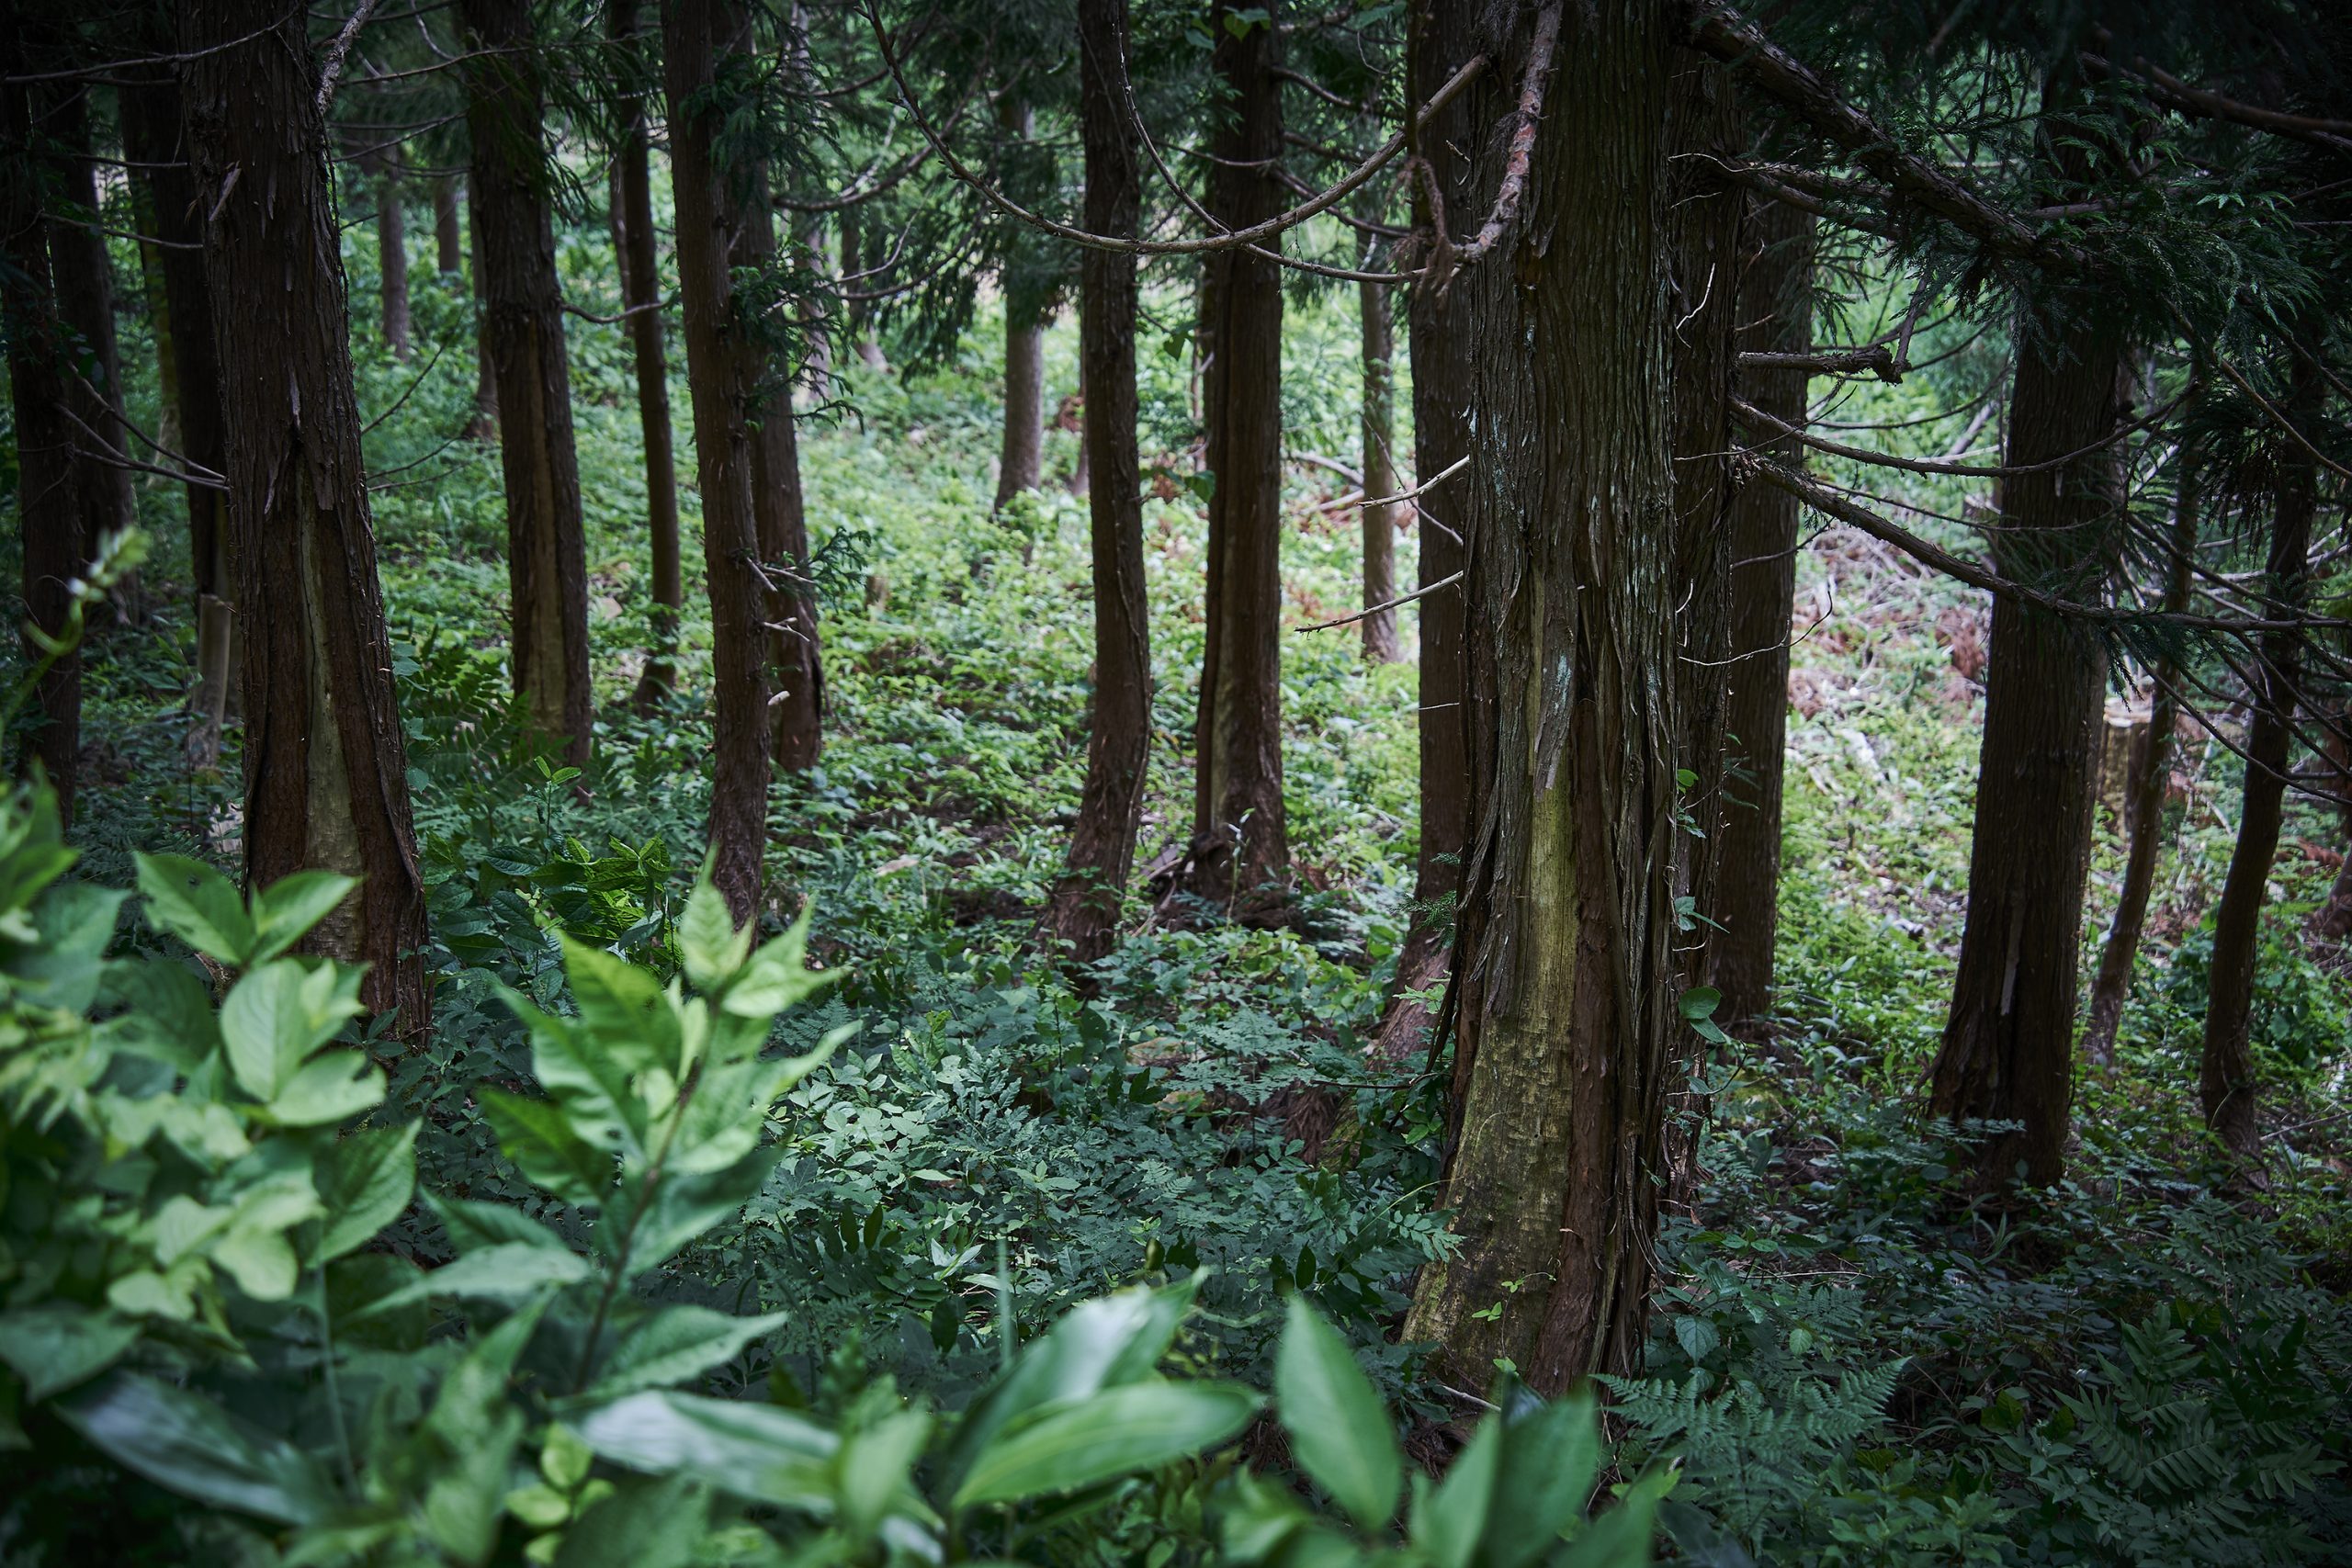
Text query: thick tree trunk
610 0 683 712
45 88 138 570
3 68 84 822
1042 0 1150 967
662 0 775 919
121 67 236 769
1369 0 1475 1062
435 175 464 276
995 308 1046 510
1181 0 1287 917
1928 322 2126 1190
180 0 432 1035
1705 192 1814 1031
2200 370 2317 1156
373 148 412 361
2082 463 2199 1065
1357 275 1400 664
463 0 594 769
1403 0 1685 1396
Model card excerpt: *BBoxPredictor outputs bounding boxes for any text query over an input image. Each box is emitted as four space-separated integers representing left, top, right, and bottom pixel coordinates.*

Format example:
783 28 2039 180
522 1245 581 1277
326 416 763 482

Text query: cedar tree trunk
46 88 138 568
180 0 432 1034
1403 0 1686 1395
467 175 499 436
662 0 776 919
435 174 464 276
1357 271 1401 664
463 0 594 768
1182 0 1287 917
372 148 412 360
1042 0 1151 966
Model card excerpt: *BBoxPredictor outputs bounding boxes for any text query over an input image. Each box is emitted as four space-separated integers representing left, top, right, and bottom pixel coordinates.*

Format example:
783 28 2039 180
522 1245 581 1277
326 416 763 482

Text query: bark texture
2 65 83 820
463 0 594 768
662 0 775 919
1403 0 1685 1395
2082 462 2199 1064
1706 191 1814 1030
1357 276 1401 664
991 97 1047 513
180 0 432 1034
1182 0 1288 916
372 148 412 360
120 66 236 768
1928 321 2126 1189
2200 370 2318 1156
610 0 684 711
45 88 138 568
435 175 464 276
1042 0 1151 967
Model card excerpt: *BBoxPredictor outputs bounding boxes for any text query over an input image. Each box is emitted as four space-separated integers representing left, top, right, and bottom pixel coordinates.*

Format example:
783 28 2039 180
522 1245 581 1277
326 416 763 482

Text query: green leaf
135 852 256 965
583 1306 789 1401
481 1088 618 1204
955 1380 1260 1509
353 1241 590 1318
678 870 750 989
107 956 220 1074
720 906 831 1019
1274 1296 1401 1533
219 960 366 1101
561 937 679 1074
1412 1414 1499 1568
55 1371 337 1525
503 991 647 1155
835 1407 933 1536
428 1190 578 1256
261 1050 386 1128
573 1390 838 1510
620 1145 783 1279
553 1475 707 1568
1474 1393 1603 1568
0 1305 141 1402
249 871 359 964
311 1122 419 1262
1557 1464 1670 1568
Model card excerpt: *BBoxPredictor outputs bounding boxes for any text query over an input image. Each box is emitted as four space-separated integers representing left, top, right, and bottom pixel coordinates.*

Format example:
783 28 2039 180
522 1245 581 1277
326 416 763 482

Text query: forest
0 0 2348 1561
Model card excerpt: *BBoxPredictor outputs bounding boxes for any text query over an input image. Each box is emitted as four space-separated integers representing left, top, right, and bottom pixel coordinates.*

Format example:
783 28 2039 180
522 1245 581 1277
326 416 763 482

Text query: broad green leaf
720 906 831 1020
15 882 127 1011
250 871 359 964
1557 1465 1671 1568
0 836 77 926
678 871 750 989
211 1171 329 1301
944 1277 1202 1489
954 1380 1260 1509
1474 1393 1603 1568
553 1475 707 1568
107 956 220 1075
481 1088 618 1204
55 1371 337 1525
261 1049 385 1128
1411 1413 1499 1568
0 1305 140 1402
503 989 647 1154
427 1190 578 1256
1275 1296 1401 1533
352 1240 590 1318
561 937 679 1074
573 1389 838 1509
583 1305 790 1401
219 960 366 1101
620 1144 783 1280
311 1122 419 1262
835 1407 933 1536
135 852 255 964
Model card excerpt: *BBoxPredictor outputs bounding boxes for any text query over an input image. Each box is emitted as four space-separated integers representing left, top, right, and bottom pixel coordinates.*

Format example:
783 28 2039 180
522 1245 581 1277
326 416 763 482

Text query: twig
1295 571 1463 634
315 0 384 114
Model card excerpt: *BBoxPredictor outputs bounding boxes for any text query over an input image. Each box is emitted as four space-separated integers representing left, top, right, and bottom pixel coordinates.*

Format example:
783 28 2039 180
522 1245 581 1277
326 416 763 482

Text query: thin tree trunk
467 175 499 438
1357 272 1400 664
1368 0 1474 1062
610 0 683 713
180 0 432 1035
45 87 138 570
462 0 594 769
1403 0 1684 1396
1068 363 1091 495
3 65 84 822
373 147 412 361
121 65 236 769
839 202 885 369
435 174 464 276
1181 0 1287 919
1042 0 1150 967
662 0 775 920
2082 461 2199 1065
992 97 1046 512
2318 710 2352 940
2200 367 2318 1157
129 175 182 457
1705 190 1814 1031
1928 322 2125 1190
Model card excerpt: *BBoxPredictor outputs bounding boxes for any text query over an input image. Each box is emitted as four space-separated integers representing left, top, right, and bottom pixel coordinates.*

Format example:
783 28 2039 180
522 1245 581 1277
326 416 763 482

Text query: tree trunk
610 0 683 713
2 67 84 822
662 0 775 919
1041 0 1150 967
2081 460 2199 1065
373 147 412 361
1403 0 1685 1396
467 175 499 438
1181 0 1287 918
180 0 432 1035
1928 321 2126 1190
2318 710 2352 940
1357 273 1400 664
128 175 182 457
992 98 1046 513
120 65 236 770
2200 368 2318 1157
462 0 594 770
45 87 138 570
1705 191 1813 1031
1369 0 1475 1062
435 174 464 276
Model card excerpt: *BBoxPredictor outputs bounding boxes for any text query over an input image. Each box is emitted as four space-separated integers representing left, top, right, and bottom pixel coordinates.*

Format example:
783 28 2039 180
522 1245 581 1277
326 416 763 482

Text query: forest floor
63 276 2352 1557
